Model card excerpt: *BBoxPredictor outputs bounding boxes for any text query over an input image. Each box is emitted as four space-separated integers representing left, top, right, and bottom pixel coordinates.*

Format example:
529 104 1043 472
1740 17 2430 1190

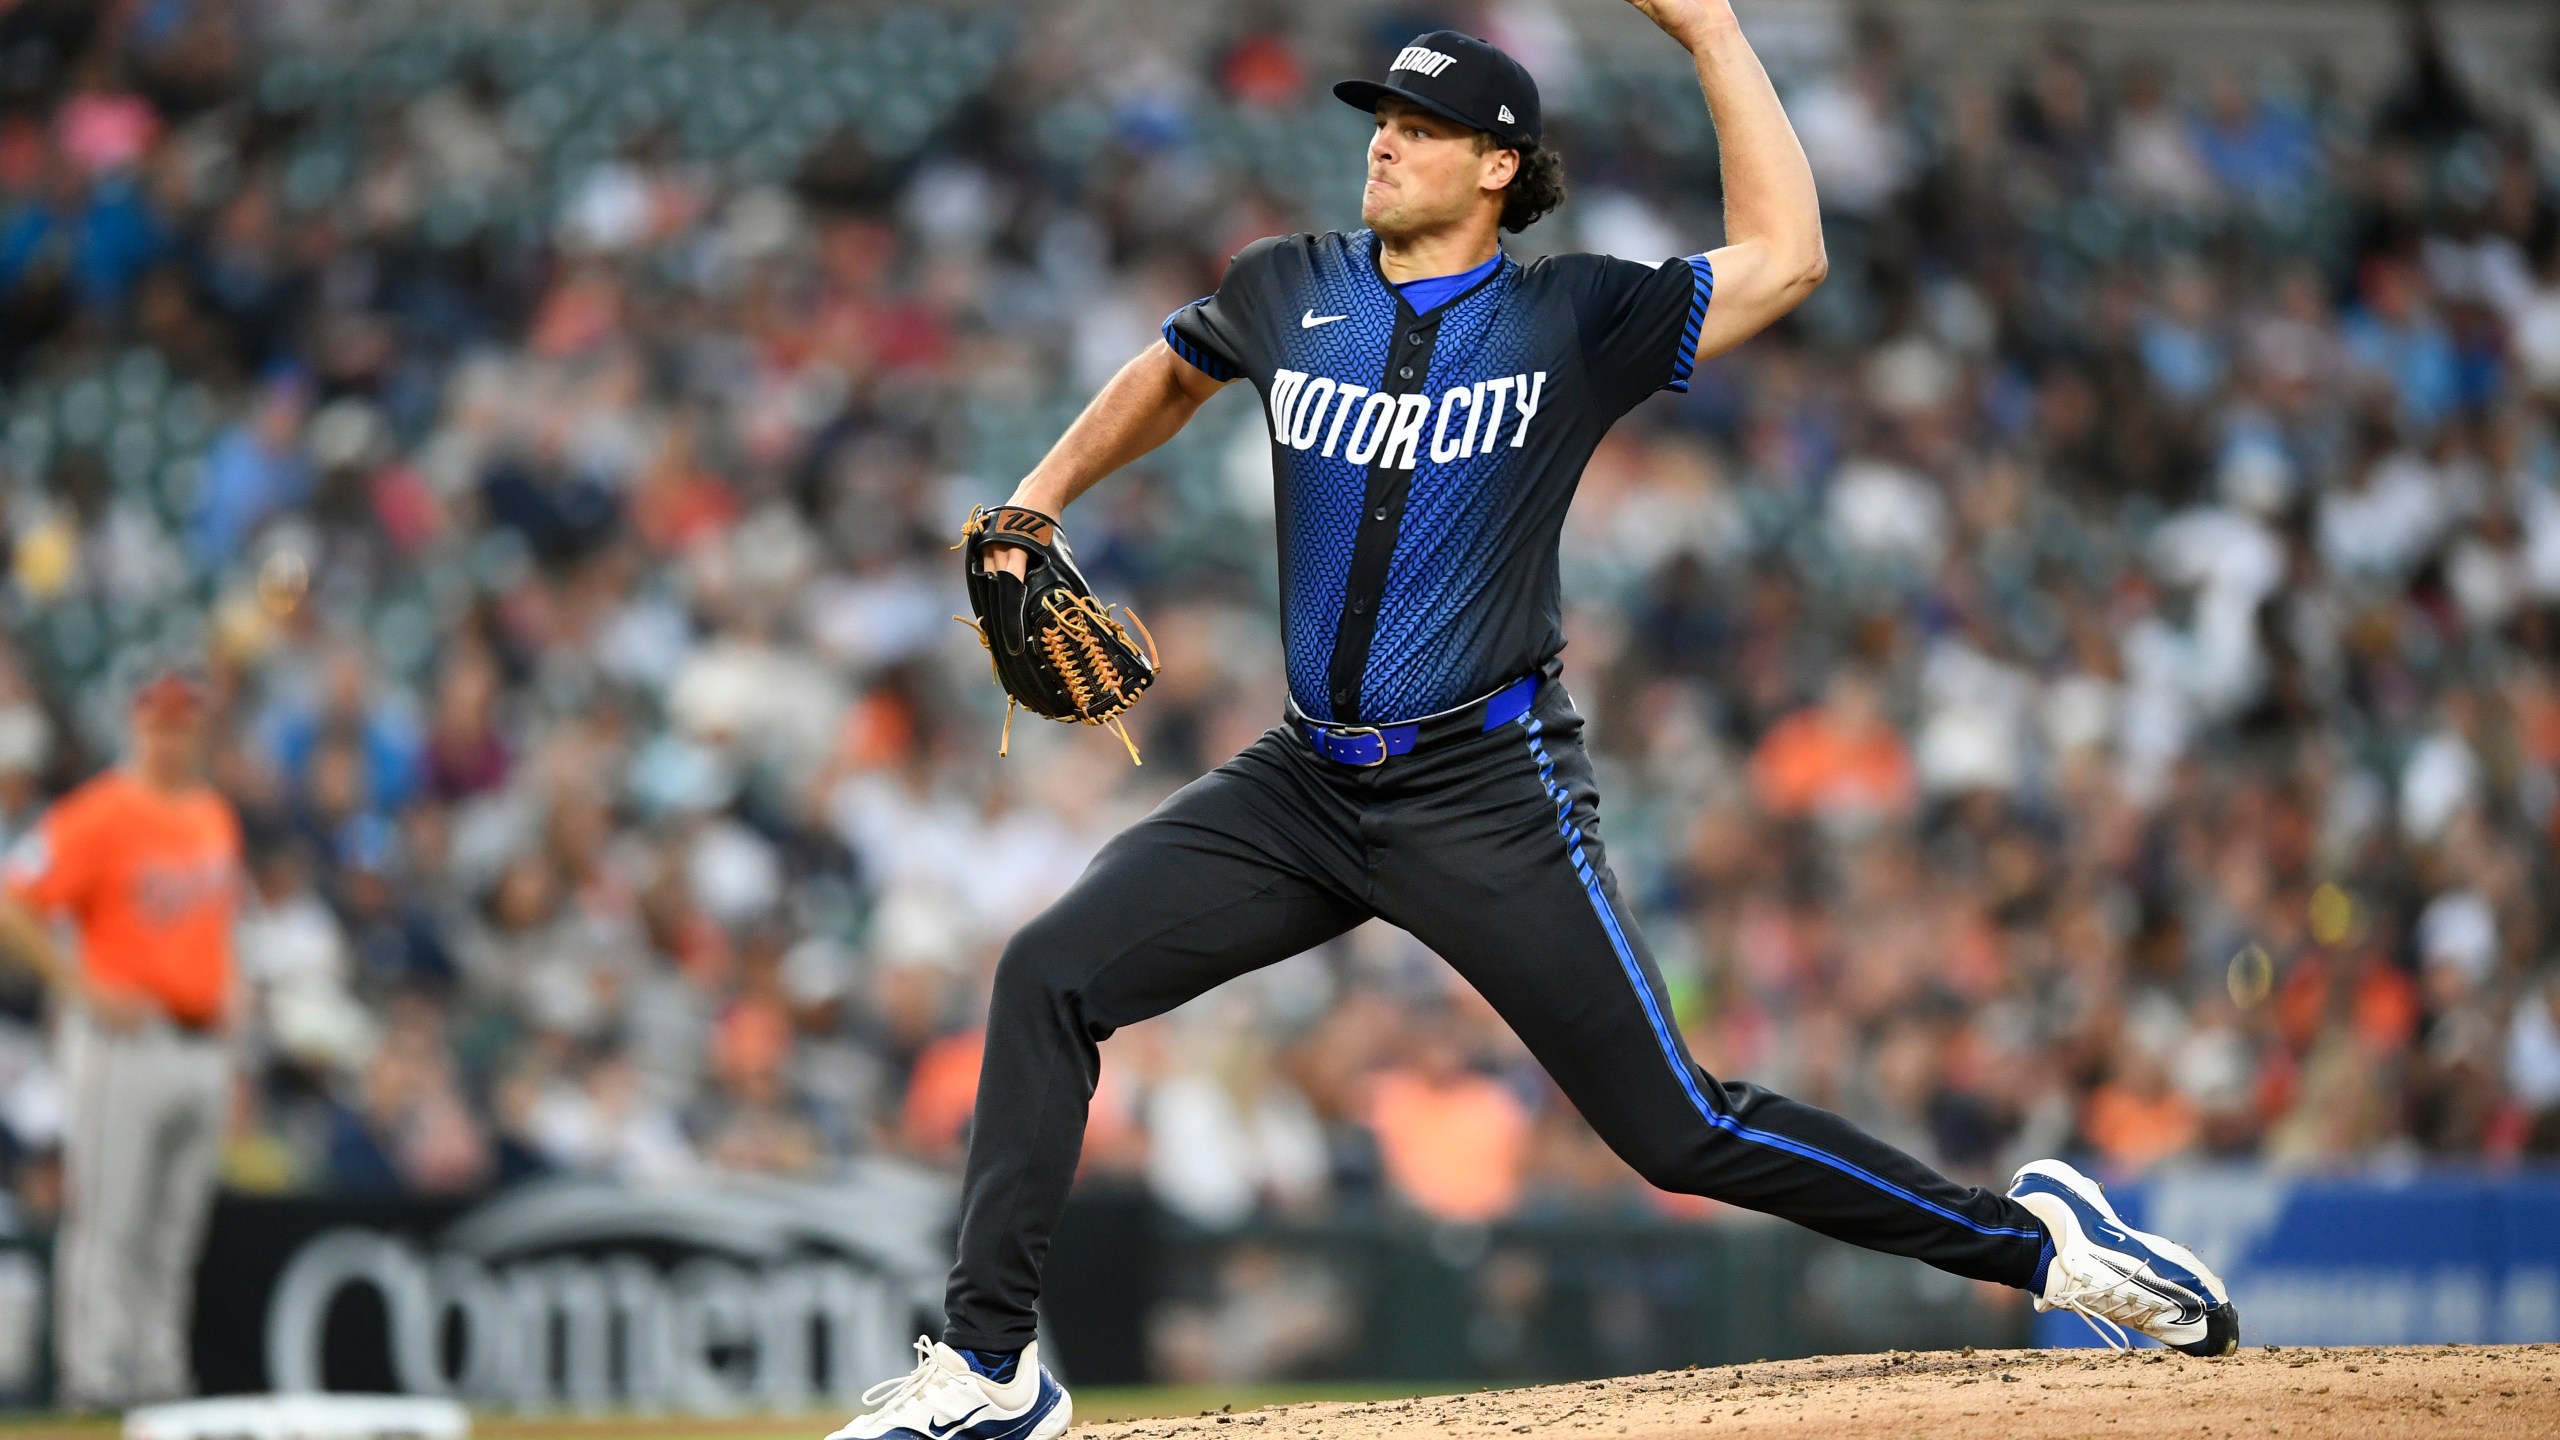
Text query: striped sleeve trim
1161 303 1240 382
1663 254 1716 393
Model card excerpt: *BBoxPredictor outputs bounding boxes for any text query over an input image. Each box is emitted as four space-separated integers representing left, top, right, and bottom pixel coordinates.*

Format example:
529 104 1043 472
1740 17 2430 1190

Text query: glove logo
987 508 1054 543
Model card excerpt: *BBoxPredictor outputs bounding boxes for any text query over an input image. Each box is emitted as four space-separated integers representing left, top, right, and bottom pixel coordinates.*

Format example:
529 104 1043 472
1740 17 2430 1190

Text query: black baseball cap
1334 30 1542 149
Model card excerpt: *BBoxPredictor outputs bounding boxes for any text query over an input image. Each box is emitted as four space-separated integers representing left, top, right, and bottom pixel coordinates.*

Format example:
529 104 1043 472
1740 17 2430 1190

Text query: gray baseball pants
53 1011 227 1410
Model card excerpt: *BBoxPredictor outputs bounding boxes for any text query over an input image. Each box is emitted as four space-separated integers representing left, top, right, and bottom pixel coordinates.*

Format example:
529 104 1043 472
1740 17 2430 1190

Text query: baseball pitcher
848 7 2239 1436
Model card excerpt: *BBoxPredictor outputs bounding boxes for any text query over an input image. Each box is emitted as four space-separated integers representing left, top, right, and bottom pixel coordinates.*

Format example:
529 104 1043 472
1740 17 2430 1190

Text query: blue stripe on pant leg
1517 715 2044 1243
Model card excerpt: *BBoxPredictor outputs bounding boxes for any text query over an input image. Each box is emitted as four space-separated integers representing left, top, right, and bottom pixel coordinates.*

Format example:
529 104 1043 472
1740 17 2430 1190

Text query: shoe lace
2043 1287 2133 1351
2042 1261 2181 1352
860 1337 949 1411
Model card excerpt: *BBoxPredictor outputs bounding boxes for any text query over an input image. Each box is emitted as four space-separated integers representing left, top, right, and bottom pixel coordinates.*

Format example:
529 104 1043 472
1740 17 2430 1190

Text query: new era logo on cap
1498 105 1514 124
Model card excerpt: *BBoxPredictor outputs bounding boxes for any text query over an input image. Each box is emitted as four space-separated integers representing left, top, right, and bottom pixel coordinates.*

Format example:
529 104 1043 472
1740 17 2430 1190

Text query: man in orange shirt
1748 669 1916 824
0 669 241 1410
1365 1025 1530 1223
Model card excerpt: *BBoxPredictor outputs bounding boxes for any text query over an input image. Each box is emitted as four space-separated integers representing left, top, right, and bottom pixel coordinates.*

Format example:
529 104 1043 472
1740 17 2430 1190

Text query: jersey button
1372 506 1388 520
1406 331 1423 345
1333 687 1352 708
1397 366 1414 380
1351 597 1369 614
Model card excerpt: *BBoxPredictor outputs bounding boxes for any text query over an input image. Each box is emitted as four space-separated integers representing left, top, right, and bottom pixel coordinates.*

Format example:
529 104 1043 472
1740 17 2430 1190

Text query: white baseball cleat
826 1337 1072 1440
2008 1158 2241 1356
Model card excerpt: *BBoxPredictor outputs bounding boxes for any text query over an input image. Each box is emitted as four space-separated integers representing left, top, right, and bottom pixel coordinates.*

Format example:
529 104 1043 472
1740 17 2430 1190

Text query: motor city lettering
1267 368 1544 469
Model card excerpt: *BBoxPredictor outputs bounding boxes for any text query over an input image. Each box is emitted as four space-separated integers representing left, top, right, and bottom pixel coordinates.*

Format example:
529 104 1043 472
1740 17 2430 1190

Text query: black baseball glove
957 504 1158 762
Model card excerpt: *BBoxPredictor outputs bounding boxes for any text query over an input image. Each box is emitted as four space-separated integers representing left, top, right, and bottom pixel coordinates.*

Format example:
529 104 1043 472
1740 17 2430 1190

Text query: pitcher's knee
1613 1127 1729 1195
1625 1149 1695 1195
991 910 1101 1013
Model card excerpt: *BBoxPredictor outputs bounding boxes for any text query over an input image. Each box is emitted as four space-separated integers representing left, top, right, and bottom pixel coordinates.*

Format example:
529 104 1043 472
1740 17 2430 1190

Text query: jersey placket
1324 300 1444 722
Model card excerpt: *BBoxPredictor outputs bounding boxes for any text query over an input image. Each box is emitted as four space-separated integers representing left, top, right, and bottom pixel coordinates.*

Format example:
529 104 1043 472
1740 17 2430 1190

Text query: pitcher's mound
1081 1345 2560 1440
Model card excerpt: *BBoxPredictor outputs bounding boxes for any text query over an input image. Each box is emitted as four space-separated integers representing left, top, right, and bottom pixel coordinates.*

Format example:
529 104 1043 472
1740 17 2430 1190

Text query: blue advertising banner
2034 1170 2560 1347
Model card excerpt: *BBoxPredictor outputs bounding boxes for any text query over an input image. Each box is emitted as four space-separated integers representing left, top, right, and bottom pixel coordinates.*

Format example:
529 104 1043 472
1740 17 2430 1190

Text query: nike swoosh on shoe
2097 1255 2207 1326
2012 1172 2212 1297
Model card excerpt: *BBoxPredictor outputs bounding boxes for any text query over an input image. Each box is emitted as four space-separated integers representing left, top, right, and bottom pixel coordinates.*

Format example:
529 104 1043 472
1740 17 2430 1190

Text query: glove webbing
952 595 1158 764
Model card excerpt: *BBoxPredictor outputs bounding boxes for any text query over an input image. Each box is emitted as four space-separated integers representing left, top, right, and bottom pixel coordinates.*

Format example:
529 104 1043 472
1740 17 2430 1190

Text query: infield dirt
1074 1344 2560 1440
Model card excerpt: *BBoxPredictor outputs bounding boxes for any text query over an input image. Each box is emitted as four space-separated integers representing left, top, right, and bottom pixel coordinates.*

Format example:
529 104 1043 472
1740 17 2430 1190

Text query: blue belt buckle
1305 673 1539 766
1324 724 1387 767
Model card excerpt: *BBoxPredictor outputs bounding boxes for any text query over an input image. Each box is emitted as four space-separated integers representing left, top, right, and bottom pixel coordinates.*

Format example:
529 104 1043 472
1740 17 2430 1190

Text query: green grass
0 1416 108 1440
0 1383 1482 1440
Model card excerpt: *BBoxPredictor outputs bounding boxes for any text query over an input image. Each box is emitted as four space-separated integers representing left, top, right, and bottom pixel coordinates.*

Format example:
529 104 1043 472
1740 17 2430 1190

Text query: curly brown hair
1475 133 1566 232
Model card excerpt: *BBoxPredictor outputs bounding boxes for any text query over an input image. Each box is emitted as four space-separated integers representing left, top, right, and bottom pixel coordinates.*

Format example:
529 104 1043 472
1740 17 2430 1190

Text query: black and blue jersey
1164 229 1713 723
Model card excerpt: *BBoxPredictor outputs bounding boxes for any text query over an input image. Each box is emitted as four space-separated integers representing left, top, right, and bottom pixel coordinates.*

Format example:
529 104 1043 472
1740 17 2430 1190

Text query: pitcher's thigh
994 748 1367 1033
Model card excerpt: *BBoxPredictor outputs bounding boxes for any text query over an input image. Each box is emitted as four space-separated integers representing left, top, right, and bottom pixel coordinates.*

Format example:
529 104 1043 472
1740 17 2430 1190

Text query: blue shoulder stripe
1664 254 1715 393
1161 303 1240 382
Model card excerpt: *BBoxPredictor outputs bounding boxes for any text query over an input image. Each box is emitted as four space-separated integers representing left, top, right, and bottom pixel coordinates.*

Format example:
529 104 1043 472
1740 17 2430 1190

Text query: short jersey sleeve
1567 253 1717 412
1162 235 1291 384
4 790 101 917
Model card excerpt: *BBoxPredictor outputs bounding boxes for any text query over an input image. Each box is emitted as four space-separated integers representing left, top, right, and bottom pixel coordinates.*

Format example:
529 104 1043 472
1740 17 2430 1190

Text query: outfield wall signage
2035 1170 2560 1347
196 1166 953 1414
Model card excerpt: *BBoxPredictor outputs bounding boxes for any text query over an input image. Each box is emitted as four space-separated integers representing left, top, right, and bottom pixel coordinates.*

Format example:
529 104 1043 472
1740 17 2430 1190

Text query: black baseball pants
941 674 2049 1352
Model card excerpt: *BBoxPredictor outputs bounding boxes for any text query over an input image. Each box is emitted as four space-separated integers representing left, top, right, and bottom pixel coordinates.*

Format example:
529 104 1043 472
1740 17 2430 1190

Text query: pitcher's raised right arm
1626 0 1828 362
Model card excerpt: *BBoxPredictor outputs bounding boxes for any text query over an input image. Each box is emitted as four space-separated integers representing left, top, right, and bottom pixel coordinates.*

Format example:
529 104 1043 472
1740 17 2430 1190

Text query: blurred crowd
0 0 2558 1273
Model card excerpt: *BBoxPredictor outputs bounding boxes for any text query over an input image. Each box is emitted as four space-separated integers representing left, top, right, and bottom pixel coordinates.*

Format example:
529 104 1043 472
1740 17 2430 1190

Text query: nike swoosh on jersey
1301 311 1348 328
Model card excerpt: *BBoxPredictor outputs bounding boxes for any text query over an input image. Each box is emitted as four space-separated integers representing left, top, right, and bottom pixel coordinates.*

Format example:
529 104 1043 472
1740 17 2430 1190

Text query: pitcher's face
1360 99 1517 239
